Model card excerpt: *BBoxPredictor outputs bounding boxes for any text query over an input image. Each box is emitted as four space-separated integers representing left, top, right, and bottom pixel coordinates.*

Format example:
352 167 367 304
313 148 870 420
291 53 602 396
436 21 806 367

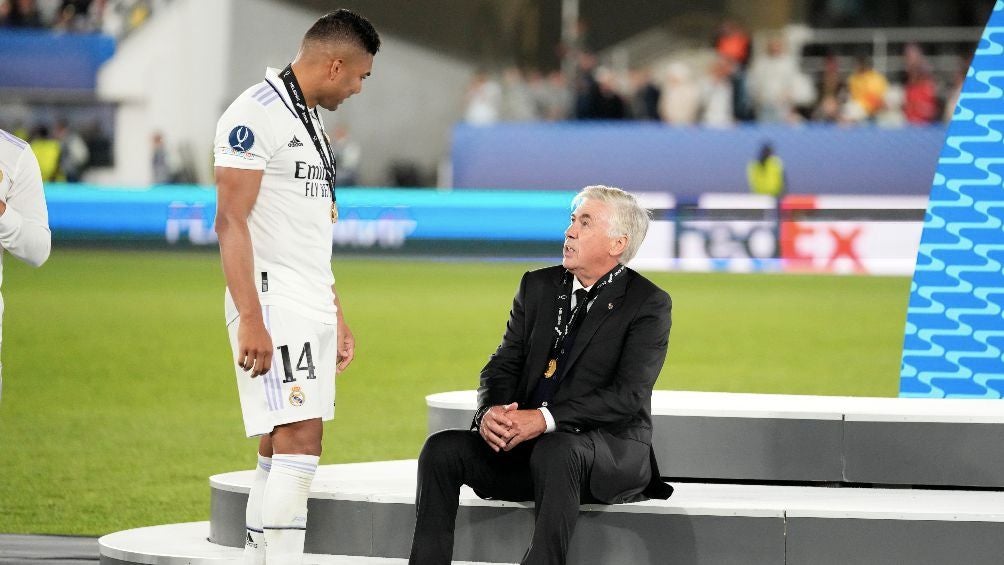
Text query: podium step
205 459 1004 565
428 390 1004 486
98 521 508 565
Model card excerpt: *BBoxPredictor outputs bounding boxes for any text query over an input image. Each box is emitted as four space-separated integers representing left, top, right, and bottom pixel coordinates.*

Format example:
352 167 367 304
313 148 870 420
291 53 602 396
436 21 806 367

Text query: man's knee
419 429 477 471
529 433 593 476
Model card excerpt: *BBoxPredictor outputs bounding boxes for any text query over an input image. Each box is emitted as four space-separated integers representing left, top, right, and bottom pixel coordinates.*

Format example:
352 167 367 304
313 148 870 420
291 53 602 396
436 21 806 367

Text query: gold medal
331 202 339 223
544 359 557 378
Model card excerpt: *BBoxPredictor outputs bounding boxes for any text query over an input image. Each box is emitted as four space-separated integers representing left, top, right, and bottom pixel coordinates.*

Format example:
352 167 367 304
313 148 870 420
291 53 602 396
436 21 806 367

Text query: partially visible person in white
659 62 701 126
701 55 736 128
0 128 52 404
464 72 502 125
747 37 800 123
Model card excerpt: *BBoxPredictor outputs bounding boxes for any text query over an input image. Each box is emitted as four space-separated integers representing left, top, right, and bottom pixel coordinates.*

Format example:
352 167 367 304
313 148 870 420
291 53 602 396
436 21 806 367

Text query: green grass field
0 249 910 535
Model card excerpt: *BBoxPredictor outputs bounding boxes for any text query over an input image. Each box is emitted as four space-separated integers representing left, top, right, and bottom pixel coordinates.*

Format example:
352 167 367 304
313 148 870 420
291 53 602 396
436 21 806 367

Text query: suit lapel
558 270 630 379
522 268 566 402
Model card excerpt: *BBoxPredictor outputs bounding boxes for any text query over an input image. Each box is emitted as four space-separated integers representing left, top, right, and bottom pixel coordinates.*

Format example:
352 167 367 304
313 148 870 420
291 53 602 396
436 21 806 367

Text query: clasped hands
478 402 546 452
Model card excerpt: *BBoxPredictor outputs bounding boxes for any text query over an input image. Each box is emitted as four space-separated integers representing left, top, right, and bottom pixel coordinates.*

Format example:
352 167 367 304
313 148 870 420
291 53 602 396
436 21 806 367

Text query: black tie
529 288 592 408
573 288 589 314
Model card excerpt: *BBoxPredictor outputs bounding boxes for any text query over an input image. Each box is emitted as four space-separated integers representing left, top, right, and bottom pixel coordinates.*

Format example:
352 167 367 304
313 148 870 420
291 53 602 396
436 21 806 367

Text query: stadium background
0 0 990 540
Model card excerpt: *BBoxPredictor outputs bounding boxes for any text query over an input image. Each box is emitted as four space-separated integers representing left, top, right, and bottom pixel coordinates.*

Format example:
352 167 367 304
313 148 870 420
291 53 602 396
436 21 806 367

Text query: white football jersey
214 67 337 323
0 129 51 320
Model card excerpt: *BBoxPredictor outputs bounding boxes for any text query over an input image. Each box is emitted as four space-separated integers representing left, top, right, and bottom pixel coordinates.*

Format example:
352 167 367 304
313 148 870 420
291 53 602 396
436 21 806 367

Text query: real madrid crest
289 386 306 406
0 169 4 183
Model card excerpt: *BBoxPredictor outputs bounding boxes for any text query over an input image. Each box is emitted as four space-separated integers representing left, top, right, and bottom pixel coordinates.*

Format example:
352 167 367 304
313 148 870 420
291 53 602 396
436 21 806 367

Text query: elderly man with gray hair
409 185 674 565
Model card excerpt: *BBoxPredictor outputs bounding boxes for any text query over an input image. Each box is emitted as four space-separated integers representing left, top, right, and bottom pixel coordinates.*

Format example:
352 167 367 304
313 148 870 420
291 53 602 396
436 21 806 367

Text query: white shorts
227 303 337 437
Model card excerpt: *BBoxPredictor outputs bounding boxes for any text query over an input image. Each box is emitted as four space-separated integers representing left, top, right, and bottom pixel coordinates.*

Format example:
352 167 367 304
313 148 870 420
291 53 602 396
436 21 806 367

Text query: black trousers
408 429 596 565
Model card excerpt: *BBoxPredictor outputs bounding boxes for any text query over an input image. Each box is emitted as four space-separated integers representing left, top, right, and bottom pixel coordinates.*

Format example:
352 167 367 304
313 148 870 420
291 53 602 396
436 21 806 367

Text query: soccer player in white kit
212 10 379 565
0 129 51 404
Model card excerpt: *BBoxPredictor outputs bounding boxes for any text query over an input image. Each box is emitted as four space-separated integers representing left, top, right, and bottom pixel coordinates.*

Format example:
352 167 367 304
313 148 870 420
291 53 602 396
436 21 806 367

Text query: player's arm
332 284 355 372
0 148 51 267
215 166 272 377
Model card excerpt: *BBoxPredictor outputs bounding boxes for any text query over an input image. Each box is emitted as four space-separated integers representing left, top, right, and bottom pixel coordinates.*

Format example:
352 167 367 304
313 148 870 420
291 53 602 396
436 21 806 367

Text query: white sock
243 455 271 565
262 454 319 565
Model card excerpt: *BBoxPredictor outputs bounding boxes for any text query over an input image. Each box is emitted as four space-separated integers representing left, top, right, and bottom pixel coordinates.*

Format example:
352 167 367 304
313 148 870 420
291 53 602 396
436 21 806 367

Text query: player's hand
479 403 517 452
0 200 7 216
237 316 272 377
503 409 546 451
336 317 355 372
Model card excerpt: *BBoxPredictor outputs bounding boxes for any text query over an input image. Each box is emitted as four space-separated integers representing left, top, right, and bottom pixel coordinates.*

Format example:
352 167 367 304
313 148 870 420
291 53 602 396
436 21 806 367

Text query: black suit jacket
476 265 673 503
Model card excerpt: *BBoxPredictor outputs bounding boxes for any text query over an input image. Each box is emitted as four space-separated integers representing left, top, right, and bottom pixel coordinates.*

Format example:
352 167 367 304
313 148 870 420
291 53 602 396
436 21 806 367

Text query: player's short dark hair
304 9 380 55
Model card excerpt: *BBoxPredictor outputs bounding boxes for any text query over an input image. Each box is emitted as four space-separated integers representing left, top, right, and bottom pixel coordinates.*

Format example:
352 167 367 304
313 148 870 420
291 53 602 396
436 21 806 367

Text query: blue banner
452 123 947 199
0 30 115 90
45 184 575 247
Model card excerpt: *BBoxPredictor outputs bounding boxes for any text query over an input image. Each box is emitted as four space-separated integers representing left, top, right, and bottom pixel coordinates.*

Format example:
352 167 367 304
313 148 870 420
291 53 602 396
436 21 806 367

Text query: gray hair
571 185 650 264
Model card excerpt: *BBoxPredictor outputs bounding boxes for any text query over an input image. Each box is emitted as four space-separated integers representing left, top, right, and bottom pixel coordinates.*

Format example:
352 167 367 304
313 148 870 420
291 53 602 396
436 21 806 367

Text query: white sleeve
0 148 50 267
538 407 556 433
213 96 279 171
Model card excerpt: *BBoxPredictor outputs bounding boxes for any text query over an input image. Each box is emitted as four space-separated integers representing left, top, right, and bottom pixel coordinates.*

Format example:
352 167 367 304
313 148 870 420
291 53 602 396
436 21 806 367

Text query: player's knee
271 419 322 455
258 435 274 458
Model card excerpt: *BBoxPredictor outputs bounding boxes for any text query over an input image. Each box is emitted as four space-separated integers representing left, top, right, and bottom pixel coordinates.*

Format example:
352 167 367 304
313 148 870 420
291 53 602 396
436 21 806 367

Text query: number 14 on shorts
277 342 316 382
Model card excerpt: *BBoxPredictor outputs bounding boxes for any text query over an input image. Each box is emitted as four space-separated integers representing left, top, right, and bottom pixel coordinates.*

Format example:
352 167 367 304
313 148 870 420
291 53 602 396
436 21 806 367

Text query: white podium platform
428 390 1004 486
99 390 1004 564
201 460 1004 565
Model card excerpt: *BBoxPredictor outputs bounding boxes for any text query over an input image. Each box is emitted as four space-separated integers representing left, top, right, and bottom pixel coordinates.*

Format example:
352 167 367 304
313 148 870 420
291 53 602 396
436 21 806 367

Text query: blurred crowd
7 120 361 186
465 21 967 128
0 0 166 37
11 121 91 182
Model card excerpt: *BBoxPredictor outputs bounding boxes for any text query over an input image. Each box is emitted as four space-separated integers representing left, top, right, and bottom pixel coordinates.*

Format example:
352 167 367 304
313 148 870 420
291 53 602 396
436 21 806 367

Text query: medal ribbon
278 65 338 214
543 264 625 379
